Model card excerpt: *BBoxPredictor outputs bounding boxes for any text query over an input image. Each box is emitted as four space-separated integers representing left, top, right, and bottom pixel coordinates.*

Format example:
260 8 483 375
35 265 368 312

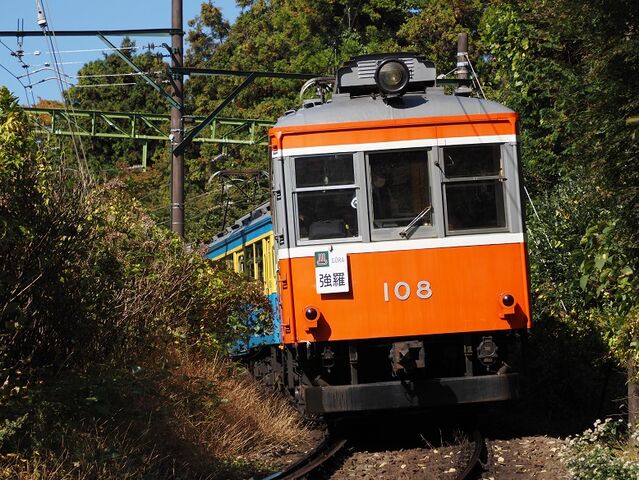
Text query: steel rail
455 429 486 480
262 436 347 480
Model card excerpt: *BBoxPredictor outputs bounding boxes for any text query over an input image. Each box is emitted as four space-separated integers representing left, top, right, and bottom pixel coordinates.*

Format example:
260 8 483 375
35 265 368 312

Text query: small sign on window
315 250 350 294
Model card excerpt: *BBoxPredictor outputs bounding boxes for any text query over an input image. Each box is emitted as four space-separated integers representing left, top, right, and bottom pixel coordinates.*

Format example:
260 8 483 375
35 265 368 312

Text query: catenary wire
464 53 487 100
22 45 141 55
0 38 37 106
71 81 138 88
0 61 34 106
40 0 90 187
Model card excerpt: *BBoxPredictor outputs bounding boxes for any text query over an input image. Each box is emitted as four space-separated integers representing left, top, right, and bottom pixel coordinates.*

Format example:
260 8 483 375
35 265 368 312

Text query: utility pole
170 0 185 237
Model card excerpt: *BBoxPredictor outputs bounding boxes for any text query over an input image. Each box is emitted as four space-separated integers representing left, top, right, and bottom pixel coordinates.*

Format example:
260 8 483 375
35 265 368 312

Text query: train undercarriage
245 331 526 414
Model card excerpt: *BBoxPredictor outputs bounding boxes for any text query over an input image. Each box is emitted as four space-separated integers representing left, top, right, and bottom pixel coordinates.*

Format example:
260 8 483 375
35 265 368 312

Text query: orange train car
214 53 531 414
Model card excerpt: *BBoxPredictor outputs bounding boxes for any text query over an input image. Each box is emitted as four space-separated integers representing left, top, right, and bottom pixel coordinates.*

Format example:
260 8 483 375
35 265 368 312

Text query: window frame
439 143 510 236
365 147 437 242
290 153 364 246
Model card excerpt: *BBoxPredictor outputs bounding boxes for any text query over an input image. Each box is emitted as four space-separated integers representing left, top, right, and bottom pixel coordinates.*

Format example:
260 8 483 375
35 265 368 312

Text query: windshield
368 149 432 230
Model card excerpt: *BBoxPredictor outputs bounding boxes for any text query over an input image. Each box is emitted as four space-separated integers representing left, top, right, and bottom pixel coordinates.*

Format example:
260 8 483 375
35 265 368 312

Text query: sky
0 1 240 105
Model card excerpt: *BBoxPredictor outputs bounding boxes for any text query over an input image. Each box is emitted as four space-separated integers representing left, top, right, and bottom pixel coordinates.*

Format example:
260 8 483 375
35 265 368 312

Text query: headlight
375 59 410 96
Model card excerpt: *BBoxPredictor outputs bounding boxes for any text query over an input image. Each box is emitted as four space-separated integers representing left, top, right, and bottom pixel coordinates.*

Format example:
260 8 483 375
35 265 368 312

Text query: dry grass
0 353 313 479
170 355 311 457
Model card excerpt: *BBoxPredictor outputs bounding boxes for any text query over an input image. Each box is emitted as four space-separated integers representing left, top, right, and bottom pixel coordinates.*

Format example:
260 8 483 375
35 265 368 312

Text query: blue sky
0 1 240 105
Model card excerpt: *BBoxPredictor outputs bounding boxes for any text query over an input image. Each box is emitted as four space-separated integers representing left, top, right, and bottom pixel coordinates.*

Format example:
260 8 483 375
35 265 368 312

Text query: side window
245 244 255 278
255 240 263 282
293 154 359 241
368 149 432 234
441 144 506 233
235 251 244 274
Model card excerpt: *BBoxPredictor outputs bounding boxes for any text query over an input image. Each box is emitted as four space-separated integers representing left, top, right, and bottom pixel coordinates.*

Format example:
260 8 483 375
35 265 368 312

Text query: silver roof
275 91 514 128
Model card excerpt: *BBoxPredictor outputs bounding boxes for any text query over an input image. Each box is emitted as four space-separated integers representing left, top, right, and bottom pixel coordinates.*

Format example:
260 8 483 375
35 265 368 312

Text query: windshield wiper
399 205 432 239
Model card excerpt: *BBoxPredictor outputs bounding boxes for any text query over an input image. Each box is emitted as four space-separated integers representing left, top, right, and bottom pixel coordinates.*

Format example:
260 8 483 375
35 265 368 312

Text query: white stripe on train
276 134 518 158
277 232 525 259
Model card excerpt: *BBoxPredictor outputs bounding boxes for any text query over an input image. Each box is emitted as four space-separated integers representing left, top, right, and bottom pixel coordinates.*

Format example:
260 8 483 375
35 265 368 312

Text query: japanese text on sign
314 251 350 294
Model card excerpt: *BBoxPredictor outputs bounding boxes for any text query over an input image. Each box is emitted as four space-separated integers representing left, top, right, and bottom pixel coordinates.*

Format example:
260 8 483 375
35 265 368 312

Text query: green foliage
57 39 173 233
479 1 580 191
561 418 639 480
482 0 639 385
399 0 486 72
0 88 269 403
187 1 231 65
0 88 32 173
66 38 170 175
578 216 638 371
579 217 636 315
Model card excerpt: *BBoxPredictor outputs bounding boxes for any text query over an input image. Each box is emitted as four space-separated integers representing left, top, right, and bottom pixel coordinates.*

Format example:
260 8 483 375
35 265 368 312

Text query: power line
0 38 37 106
19 68 164 80
72 70 164 79
30 60 86 67
71 81 138 88
0 61 32 103
39 0 90 187
21 43 161 56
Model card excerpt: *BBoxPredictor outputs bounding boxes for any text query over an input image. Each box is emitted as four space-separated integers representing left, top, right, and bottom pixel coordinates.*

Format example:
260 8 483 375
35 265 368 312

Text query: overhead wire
71 70 164 79
72 81 138 88
38 0 91 187
464 53 487 100
0 61 34 106
22 44 156 56
30 60 86 67
0 38 37 106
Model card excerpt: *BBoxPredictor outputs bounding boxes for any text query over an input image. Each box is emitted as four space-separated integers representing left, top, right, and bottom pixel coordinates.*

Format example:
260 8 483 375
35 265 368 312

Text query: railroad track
262 436 347 480
455 429 486 480
261 426 485 480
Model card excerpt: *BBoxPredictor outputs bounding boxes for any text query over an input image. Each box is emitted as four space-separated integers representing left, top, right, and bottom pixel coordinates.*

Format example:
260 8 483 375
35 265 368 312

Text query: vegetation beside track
0 87 310 479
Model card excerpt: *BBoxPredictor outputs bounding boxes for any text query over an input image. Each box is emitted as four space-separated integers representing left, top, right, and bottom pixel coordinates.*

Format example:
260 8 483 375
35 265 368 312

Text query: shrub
561 418 639 480
0 85 270 386
1 87 284 478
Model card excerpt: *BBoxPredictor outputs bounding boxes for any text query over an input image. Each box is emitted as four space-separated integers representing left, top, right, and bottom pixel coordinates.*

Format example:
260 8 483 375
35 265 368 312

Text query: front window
294 154 359 241
442 144 506 232
368 149 432 238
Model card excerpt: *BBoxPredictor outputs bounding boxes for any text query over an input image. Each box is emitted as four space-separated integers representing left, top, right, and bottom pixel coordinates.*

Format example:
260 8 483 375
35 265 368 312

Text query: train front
269 54 531 414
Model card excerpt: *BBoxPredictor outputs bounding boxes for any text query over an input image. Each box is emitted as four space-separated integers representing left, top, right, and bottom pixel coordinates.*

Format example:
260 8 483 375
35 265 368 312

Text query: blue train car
205 204 280 350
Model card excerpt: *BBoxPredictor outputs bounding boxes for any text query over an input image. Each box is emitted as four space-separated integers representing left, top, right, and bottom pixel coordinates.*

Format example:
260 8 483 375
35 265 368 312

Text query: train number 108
383 281 433 302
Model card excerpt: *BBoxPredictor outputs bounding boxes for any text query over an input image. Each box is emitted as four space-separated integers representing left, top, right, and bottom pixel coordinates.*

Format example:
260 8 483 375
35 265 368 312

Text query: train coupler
389 340 426 376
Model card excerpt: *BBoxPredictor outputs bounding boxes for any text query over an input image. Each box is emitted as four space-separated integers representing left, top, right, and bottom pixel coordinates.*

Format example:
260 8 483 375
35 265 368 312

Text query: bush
1 84 269 384
1 87 289 478
561 418 639 480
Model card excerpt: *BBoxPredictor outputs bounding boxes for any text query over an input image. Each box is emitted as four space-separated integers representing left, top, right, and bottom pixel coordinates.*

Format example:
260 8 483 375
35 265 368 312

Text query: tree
481 0 639 426
182 0 488 242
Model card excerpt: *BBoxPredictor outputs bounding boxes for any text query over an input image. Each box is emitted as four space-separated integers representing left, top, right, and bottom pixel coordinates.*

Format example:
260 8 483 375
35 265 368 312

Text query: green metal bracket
142 141 148 170
25 107 273 146
96 33 181 110
168 67 320 156
172 73 257 156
